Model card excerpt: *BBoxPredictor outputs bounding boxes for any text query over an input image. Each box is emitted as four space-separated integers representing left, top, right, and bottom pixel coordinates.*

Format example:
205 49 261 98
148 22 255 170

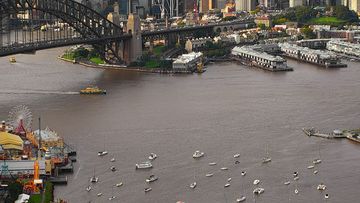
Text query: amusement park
0 105 75 203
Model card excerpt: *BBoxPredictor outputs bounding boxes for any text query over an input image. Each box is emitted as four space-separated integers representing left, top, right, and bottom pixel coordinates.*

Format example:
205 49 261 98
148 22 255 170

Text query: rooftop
173 52 203 64
232 46 285 62
280 43 337 60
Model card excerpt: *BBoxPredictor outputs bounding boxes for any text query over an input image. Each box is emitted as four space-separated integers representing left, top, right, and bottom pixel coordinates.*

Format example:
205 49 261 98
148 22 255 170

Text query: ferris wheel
8 105 33 132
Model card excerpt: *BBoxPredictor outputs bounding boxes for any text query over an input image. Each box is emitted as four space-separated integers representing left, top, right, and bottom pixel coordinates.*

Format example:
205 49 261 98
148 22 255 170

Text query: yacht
314 170 318 174
144 187 152 193
209 162 217 166
110 157 116 162
293 172 298 177
253 187 264 195
149 153 157 160
236 196 246 202
293 176 299 181
284 181 290 185
235 160 240 165
108 196 116 200
317 183 326 191
241 171 246 176
313 159 322 164
295 189 299 194
97 193 102 197
146 175 158 183
205 173 214 177
233 153 240 158
190 182 197 189
110 166 116 172
262 157 272 163
86 186 92 192
220 167 228 171
253 179 260 185
135 161 153 169
227 178 232 182
115 182 123 187
224 183 231 187
193 150 205 158
307 165 315 169
90 168 98 183
98 151 108 156
325 194 329 199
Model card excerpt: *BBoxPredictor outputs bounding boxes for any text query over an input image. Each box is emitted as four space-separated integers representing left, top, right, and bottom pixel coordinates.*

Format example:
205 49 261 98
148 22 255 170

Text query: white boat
325 194 329 199
90 176 98 183
98 151 108 156
253 179 260 185
144 187 152 192
146 175 158 183
284 181 290 185
317 183 326 191
224 183 231 187
262 157 272 163
135 161 153 169
190 182 197 189
314 170 318 174
115 182 123 187
110 157 116 162
294 189 299 194
233 153 240 158
313 159 322 164
236 195 246 202
235 160 240 165
209 162 217 166
149 153 157 160
220 167 228 171
293 172 298 177
205 173 214 177
241 171 246 176
253 187 264 195
97 193 102 197
307 165 315 169
293 176 299 181
108 196 116 200
193 150 205 158
227 178 232 182
110 166 116 172
86 186 92 192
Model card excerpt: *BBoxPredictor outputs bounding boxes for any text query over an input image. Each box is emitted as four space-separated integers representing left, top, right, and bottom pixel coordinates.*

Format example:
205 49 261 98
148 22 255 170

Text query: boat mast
37 117 41 160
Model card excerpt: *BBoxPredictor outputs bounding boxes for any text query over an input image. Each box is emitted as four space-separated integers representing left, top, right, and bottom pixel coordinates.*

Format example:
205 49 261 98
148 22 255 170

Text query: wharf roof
328 40 360 49
0 160 46 176
173 52 203 64
232 46 285 62
279 43 336 60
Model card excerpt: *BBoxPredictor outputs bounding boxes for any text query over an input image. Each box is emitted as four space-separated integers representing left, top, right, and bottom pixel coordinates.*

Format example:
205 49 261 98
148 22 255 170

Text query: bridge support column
124 13 142 64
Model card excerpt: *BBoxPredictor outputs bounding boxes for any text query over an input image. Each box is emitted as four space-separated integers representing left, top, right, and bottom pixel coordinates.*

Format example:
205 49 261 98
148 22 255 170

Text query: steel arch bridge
0 0 130 59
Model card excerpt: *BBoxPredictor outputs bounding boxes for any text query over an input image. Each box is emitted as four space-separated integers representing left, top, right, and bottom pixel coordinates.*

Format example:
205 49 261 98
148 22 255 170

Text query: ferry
80 86 106 95
9 57 16 63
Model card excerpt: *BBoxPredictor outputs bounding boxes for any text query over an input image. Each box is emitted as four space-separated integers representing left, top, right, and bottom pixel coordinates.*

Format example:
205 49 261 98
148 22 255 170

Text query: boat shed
0 160 46 178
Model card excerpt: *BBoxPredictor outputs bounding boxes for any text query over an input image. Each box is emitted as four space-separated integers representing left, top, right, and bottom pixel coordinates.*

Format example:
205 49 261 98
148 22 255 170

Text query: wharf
231 57 293 72
284 54 347 68
49 176 68 185
302 128 346 139
57 161 74 173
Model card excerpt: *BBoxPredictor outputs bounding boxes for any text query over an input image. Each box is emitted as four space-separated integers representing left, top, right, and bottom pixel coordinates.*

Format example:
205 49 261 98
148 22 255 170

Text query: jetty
302 128 346 139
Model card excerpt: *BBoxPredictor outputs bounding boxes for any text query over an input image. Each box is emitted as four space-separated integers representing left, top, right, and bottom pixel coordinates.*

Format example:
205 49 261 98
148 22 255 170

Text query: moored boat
253 187 264 195
190 182 197 189
233 153 240 158
236 195 246 202
317 183 326 191
98 151 108 156
146 175 158 183
144 187 152 193
241 171 246 176
115 182 123 187
149 153 157 160
224 183 231 188
97 193 102 197
253 179 260 185
86 186 92 192
205 173 214 177
135 161 153 169
209 162 217 166
193 150 205 158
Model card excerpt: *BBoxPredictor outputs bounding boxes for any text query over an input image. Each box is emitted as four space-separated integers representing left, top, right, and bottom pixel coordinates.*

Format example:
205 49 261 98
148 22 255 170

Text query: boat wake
0 90 80 95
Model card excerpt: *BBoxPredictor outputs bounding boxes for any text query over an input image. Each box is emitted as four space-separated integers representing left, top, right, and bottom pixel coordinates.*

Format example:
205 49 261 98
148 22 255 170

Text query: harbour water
1 48 360 202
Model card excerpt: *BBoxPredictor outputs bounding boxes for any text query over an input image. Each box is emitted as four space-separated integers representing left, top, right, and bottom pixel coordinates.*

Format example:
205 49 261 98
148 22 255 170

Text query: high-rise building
289 0 304 7
349 0 360 13
235 0 256 11
200 0 210 12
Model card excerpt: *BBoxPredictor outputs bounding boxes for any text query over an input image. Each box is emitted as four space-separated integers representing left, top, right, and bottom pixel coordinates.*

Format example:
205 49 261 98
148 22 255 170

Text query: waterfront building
185 37 212 52
327 40 360 57
279 42 346 67
172 52 203 72
231 46 290 71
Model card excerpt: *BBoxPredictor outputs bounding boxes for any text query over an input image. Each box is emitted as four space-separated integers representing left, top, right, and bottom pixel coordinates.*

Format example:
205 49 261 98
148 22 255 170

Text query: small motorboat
253 179 260 185
262 157 271 163
317 183 326 191
110 157 116 162
149 153 157 160
284 181 290 185
241 171 246 176
110 166 116 172
108 196 116 200
90 176 98 183
235 160 240 164
224 183 231 188
325 194 329 199
220 167 228 171
97 193 102 197
293 172 298 177
193 150 205 158
236 195 246 202
135 161 153 169
227 178 232 182
205 173 214 177
295 189 299 194
313 159 322 164
293 176 299 181
307 165 315 169
144 187 152 193
209 162 217 166
253 187 264 195
190 182 197 189
233 153 240 158
86 186 92 192
314 170 318 174
115 182 123 187
98 151 108 156
146 175 158 183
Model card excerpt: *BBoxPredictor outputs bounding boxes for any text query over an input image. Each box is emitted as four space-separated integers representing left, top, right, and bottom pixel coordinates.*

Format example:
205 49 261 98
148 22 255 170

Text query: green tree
5 182 23 203
300 26 316 39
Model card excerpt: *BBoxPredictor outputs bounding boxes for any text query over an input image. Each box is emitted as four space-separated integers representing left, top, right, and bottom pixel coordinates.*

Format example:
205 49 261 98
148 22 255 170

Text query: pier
302 128 347 139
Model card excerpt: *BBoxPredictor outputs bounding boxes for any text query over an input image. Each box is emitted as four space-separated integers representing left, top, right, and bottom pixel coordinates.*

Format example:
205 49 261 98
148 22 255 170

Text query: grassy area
309 17 346 26
153 46 166 57
145 60 160 68
28 182 53 203
62 52 75 60
28 194 42 203
89 56 105 65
